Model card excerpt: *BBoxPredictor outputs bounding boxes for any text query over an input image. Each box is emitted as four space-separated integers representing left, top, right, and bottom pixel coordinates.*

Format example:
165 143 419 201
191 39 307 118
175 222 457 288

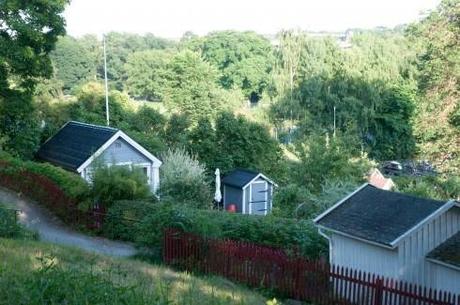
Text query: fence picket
163 229 459 305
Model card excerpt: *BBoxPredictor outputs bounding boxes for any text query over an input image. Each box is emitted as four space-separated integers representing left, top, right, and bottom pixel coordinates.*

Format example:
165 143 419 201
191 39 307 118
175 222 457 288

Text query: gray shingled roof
427 231 460 269
315 184 447 247
37 121 118 171
222 169 260 188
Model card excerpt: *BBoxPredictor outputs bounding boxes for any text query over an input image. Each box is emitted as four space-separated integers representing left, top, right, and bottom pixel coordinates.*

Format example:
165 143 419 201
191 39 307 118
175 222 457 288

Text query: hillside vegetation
0 238 269 305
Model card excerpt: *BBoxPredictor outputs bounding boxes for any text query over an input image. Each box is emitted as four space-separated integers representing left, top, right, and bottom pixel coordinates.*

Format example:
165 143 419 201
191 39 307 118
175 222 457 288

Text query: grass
0 238 273 305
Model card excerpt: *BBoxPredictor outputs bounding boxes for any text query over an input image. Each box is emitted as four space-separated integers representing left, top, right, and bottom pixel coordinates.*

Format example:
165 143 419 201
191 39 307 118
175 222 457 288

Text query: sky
64 0 441 39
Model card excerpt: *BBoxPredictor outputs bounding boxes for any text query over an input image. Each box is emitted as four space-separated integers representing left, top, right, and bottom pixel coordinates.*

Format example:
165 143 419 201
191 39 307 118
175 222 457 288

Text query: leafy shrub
160 148 212 209
104 202 327 259
293 133 372 193
91 165 152 208
0 204 37 240
103 200 155 241
394 175 460 200
0 152 90 203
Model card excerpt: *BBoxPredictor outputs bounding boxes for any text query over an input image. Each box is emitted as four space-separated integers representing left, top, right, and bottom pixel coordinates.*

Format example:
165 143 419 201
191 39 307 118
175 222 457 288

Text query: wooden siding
329 206 460 294
85 137 160 192
330 233 399 278
397 206 460 287
429 262 460 294
98 138 151 165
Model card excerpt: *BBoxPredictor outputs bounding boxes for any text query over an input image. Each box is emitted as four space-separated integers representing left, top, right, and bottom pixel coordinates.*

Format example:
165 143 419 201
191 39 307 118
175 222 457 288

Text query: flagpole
103 34 110 126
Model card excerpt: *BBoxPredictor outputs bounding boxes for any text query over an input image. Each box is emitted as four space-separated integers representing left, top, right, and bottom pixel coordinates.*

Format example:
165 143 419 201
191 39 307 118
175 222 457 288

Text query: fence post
373 277 384 305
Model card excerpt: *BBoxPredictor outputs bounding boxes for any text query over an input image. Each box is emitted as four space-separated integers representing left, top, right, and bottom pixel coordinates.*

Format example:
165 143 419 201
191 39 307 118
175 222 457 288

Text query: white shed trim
241 173 278 189
426 257 460 272
316 224 396 250
390 200 456 247
76 130 162 173
313 183 369 223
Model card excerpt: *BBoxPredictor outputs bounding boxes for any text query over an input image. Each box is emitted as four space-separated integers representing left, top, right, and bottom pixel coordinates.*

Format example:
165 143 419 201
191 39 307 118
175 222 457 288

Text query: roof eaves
426 257 460 272
316 224 396 250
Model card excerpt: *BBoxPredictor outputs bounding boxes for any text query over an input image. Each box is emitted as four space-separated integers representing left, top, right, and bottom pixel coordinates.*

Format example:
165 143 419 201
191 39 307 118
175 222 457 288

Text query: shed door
250 182 268 215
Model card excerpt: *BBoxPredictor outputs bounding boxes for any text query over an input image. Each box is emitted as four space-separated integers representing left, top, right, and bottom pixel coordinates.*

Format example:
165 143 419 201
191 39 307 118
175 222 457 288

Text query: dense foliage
103 201 327 259
0 0 68 158
159 148 212 209
91 165 152 208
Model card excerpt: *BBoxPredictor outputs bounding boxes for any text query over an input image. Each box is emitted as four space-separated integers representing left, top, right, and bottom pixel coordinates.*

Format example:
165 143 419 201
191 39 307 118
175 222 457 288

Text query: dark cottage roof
222 169 261 188
316 184 447 247
427 231 460 269
37 121 118 171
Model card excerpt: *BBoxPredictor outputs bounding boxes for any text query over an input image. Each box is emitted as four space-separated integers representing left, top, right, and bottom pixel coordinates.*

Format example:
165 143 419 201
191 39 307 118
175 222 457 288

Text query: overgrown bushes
0 153 90 223
0 204 37 240
160 148 212 209
103 201 327 258
91 165 152 208
0 152 90 202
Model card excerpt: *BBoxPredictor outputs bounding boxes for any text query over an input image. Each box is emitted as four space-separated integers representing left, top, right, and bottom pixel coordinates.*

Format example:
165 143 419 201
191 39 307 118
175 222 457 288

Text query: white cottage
314 183 460 294
37 121 162 192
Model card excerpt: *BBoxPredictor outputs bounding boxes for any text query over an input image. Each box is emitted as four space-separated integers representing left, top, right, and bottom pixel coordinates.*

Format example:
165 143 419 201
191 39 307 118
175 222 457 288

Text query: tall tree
165 50 222 123
125 50 171 101
198 31 274 102
50 35 99 93
0 0 68 158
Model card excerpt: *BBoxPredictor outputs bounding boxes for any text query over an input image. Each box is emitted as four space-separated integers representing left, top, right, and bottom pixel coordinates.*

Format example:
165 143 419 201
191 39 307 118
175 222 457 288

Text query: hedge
103 201 328 259
0 153 90 223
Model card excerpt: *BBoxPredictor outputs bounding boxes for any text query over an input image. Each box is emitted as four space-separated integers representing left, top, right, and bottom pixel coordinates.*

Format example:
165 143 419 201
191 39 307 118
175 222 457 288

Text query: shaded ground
0 187 136 257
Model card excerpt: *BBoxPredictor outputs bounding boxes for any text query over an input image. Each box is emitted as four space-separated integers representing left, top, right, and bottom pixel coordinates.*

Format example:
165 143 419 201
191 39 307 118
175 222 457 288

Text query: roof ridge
365 184 447 204
68 121 119 132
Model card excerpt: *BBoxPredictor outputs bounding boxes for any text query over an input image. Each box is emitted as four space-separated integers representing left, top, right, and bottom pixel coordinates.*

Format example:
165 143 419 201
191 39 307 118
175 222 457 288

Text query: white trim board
76 130 162 173
316 224 396 250
426 257 460 272
241 173 278 189
314 183 456 249
313 183 369 223
390 200 456 247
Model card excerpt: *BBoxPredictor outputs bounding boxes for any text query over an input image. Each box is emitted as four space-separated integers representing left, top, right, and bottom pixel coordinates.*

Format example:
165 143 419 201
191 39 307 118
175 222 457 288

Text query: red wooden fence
0 160 98 227
163 228 460 305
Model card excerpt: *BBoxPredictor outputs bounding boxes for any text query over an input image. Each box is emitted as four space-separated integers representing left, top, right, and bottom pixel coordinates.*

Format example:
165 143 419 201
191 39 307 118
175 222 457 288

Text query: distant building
37 121 162 192
222 169 277 215
314 184 460 294
367 168 395 190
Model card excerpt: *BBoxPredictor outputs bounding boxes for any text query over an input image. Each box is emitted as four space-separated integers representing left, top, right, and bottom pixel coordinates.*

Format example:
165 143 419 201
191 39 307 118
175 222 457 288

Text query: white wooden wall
330 234 399 278
397 206 460 288
430 263 460 294
330 206 460 293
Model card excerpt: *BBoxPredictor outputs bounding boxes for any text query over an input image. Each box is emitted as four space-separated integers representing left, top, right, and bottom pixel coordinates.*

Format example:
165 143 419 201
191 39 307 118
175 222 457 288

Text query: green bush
103 202 327 259
103 200 155 241
0 152 90 203
91 165 152 208
160 148 212 209
394 175 460 201
0 204 37 240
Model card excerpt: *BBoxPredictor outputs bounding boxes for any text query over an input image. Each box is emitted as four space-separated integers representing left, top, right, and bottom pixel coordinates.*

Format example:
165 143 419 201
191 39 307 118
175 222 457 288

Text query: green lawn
0 238 273 305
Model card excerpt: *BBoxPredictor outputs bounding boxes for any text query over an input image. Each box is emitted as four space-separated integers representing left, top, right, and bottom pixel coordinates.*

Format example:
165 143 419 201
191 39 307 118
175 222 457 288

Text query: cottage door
250 182 268 215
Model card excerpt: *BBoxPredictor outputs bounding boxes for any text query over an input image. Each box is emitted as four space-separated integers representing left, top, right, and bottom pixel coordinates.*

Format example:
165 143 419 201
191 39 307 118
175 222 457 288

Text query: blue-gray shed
222 169 277 215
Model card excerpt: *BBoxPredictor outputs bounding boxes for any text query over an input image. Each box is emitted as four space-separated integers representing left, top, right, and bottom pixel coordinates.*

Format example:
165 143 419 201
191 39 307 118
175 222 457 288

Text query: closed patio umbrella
214 168 222 203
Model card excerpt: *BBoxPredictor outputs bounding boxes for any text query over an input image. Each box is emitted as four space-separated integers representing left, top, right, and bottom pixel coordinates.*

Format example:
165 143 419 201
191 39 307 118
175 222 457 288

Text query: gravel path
0 187 137 257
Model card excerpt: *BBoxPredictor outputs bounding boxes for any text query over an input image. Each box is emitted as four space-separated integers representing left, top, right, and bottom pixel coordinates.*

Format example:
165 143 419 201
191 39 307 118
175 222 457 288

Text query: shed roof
222 169 260 188
37 121 118 171
315 184 448 248
427 231 460 270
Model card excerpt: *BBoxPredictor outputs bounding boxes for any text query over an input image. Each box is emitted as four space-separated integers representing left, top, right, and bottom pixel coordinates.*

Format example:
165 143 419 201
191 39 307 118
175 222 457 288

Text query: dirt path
0 187 137 257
